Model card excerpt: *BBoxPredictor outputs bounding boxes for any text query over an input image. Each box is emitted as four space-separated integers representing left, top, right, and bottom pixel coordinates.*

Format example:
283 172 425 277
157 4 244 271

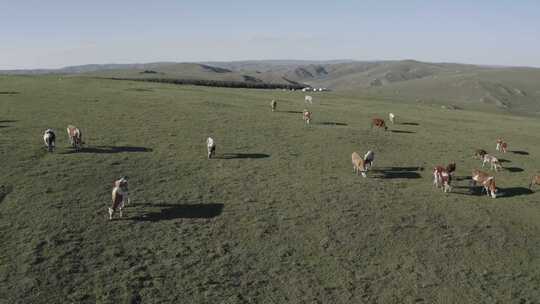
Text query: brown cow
66 125 83 150
530 175 540 190
109 177 129 220
471 169 497 198
371 118 388 131
303 109 312 125
352 152 368 177
496 138 508 153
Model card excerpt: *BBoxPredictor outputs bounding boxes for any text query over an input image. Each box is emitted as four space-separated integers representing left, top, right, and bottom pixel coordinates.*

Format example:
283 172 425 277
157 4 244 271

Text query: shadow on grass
0 126 10 128
390 130 416 134
316 122 348 126
505 167 524 173
131 203 224 221
511 150 529 155
399 122 420 126
280 110 303 114
61 146 152 154
498 158 511 163
218 153 270 159
0 120 17 123
455 175 472 181
498 187 534 198
371 166 423 179
0 92 20 95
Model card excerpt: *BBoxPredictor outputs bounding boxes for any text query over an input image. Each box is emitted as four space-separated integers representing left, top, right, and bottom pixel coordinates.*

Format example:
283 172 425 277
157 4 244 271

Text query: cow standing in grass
352 152 368 177
482 154 502 171
529 175 540 190
389 113 395 124
305 95 313 104
471 169 497 198
207 137 216 159
271 99 277 112
109 177 129 220
496 138 508 153
66 125 83 150
303 109 312 125
363 150 375 170
433 163 456 192
371 118 388 131
43 129 56 152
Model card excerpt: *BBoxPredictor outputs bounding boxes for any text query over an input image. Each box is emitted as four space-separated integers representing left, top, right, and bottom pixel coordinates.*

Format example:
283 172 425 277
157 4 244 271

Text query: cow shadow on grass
61 146 153 154
498 158 511 163
131 203 224 222
316 122 348 126
0 120 17 123
504 167 524 173
511 150 529 155
371 166 423 179
218 153 270 159
399 122 420 126
448 184 533 198
280 110 303 114
390 130 416 134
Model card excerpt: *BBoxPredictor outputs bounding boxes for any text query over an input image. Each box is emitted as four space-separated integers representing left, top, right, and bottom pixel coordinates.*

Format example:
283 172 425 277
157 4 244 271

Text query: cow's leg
108 207 114 220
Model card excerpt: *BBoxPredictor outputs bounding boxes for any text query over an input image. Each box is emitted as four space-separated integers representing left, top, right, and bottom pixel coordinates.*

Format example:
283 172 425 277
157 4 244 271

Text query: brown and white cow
482 154 502 171
109 177 129 220
474 149 487 159
471 169 497 198
66 125 83 150
371 118 388 131
303 109 312 125
529 175 540 190
433 163 455 193
496 138 508 153
352 152 368 177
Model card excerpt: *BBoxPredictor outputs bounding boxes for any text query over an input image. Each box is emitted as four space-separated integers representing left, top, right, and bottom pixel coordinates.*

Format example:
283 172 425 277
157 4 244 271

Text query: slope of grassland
1 75 540 303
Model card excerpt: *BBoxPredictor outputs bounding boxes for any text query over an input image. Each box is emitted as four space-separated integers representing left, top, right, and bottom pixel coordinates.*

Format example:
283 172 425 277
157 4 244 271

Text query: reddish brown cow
496 138 508 153
471 169 497 198
371 118 388 131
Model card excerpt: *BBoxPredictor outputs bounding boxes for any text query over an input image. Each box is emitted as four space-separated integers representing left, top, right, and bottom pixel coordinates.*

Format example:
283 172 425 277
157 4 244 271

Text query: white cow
207 137 216 159
363 150 375 170
389 113 395 124
305 95 313 104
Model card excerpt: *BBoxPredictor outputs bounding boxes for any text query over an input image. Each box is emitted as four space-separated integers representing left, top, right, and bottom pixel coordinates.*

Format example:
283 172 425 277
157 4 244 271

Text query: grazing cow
352 152 368 177
363 150 375 170
305 95 313 104
471 169 497 198
482 154 502 171
43 129 56 152
109 177 129 220
371 118 388 131
271 99 277 112
496 138 508 153
529 175 540 190
474 149 487 159
389 113 395 124
207 137 216 159
66 125 83 150
303 109 312 125
433 163 455 192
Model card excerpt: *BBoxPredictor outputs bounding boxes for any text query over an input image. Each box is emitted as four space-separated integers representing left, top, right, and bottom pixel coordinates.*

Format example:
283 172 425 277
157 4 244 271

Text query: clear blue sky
1 0 539 69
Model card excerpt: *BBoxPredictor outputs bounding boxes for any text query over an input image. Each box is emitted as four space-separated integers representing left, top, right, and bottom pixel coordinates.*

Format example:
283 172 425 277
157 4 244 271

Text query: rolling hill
2 59 540 115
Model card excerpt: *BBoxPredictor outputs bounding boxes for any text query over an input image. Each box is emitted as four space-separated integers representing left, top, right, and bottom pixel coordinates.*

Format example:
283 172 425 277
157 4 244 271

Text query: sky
1 0 539 69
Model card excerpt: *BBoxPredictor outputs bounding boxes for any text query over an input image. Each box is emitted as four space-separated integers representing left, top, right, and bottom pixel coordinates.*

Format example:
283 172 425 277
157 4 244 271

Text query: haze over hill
2 59 540 115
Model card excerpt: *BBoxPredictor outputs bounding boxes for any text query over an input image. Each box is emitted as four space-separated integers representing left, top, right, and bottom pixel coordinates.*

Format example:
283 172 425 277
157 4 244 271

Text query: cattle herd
40 96 538 220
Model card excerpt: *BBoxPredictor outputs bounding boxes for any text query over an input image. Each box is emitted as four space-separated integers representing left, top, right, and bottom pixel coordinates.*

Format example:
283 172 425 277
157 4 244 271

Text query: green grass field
1 75 540 303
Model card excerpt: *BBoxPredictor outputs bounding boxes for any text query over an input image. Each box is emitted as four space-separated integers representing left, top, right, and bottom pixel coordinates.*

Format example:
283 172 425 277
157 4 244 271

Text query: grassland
1 75 540 303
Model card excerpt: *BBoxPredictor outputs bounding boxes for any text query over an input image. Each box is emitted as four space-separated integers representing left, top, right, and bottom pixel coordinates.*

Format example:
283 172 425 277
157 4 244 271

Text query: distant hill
2 59 539 114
